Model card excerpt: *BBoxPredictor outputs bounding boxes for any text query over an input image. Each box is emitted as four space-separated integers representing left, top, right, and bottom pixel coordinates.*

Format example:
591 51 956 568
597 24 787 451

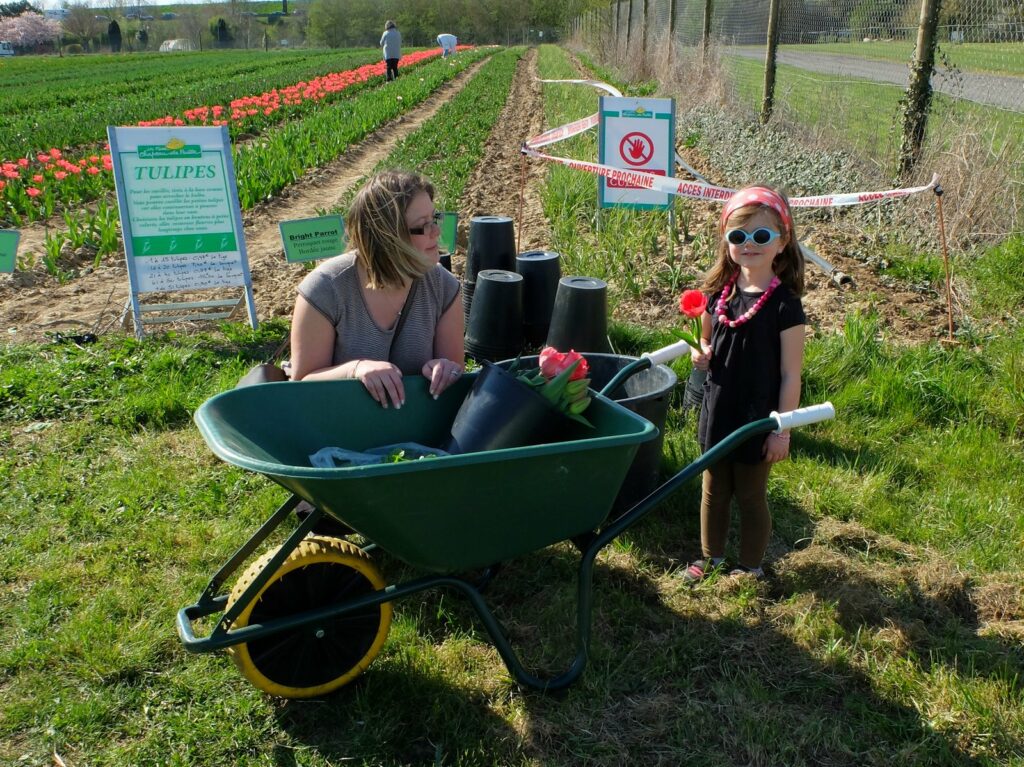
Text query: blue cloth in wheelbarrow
193 375 657 572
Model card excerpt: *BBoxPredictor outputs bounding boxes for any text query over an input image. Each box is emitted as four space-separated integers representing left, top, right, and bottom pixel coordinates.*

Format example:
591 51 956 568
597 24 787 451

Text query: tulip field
0 47 491 228
2 42 1024 767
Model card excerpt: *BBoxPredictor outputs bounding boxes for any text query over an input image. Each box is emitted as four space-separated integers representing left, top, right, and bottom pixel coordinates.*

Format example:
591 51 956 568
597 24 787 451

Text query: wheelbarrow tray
194 375 657 572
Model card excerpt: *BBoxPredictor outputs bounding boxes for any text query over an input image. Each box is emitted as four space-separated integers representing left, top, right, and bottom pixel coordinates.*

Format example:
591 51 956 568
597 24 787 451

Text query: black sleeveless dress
697 284 806 464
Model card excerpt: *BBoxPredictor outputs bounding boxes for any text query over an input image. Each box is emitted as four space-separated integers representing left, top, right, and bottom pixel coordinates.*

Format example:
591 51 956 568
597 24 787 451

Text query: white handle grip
642 340 694 366
770 402 835 432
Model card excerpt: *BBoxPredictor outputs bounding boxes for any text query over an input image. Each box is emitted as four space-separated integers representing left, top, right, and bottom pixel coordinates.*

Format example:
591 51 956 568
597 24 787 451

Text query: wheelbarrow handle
641 339 695 366
770 402 836 432
599 340 695 398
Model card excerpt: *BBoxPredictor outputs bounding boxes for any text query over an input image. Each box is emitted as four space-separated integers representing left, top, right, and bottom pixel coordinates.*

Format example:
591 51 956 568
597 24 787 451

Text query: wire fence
574 0 1023 179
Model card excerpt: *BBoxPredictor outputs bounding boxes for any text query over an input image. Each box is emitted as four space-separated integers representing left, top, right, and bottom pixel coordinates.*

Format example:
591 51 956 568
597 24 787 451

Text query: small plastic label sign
0 229 19 273
279 215 346 263
439 212 457 254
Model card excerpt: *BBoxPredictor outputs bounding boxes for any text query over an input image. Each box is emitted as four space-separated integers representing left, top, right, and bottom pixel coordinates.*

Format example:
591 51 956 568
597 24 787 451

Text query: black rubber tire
226 536 392 698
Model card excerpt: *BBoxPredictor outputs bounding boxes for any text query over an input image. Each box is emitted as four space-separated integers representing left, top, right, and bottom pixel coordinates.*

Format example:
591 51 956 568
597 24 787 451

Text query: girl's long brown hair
701 192 805 298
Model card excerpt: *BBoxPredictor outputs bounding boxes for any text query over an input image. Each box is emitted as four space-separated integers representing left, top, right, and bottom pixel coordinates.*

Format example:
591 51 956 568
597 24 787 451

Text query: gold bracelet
353 360 361 378
773 432 791 441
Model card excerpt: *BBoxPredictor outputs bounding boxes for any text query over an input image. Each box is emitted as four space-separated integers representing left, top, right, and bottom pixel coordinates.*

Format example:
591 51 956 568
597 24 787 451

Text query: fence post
701 0 713 64
668 0 677 68
899 0 942 176
611 3 617 53
626 0 633 49
642 0 648 60
760 0 782 124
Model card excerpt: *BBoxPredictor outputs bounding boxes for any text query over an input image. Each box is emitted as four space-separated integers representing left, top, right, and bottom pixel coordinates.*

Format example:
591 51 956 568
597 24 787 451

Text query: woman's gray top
297 252 460 375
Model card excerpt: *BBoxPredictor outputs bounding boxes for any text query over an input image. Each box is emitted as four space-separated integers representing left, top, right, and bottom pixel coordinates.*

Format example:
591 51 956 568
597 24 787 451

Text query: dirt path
455 47 550 275
0 60 489 342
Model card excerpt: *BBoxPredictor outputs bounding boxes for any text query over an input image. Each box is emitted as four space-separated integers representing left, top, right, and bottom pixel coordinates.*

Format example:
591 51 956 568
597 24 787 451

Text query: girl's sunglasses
726 227 782 246
408 212 444 235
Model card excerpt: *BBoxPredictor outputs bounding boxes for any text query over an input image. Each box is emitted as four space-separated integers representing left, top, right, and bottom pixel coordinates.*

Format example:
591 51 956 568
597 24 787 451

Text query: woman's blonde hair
346 170 435 289
702 186 805 297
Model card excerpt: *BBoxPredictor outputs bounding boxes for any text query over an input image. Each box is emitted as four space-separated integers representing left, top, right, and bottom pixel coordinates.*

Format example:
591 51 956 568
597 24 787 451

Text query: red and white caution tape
537 79 623 98
526 79 938 207
526 114 600 150
522 146 938 208
526 81 617 150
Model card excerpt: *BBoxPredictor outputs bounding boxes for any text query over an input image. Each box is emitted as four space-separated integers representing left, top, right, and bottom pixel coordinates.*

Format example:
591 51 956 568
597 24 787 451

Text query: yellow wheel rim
227 536 392 698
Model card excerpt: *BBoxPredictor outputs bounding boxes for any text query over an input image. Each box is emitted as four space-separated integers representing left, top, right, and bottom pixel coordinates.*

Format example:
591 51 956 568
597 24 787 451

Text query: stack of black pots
544 275 613 353
460 215 612 360
465 269 524 362
463 216 516 329
515 250 561 348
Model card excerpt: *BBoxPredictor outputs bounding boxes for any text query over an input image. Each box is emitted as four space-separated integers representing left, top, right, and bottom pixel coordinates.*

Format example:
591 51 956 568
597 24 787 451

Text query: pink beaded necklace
715 273 781 328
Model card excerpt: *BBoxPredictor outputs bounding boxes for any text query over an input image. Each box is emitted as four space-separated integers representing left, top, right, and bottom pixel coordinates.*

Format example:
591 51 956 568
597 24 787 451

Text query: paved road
727 48 1024 112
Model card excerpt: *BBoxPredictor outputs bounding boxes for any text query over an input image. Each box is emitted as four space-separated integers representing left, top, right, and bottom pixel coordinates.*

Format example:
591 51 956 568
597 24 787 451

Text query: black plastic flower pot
516 250 561 348
461 280 476 328
464 269 523 362
439 253 452 273
682 367 707 412
545 276 613 353
443 361 571 455
465 215 516 284
498 352 677 515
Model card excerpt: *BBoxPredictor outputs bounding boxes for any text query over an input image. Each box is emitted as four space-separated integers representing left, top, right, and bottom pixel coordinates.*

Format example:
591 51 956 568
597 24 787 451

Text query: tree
178 8 204 49
0 1 36 18
209 16 232 46
0 11 61 46
108 19 121 51
307 0 346 47
63 2 102 48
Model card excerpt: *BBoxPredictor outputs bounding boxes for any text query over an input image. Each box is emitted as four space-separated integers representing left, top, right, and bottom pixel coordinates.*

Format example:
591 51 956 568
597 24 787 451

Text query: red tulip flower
514 347 593 426
674 289 707 351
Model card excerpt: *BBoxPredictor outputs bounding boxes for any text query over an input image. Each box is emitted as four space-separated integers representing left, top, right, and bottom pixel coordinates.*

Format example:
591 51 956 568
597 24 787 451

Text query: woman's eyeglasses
725 227 782 247
409 212 444 235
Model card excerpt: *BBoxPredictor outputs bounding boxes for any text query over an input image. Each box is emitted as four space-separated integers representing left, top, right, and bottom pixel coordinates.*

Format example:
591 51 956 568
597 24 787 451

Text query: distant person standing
380 20 401 81
437 33 457 58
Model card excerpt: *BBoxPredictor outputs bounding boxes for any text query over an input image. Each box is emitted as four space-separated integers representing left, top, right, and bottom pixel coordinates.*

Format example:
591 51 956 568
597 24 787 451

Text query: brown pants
700 458 772 568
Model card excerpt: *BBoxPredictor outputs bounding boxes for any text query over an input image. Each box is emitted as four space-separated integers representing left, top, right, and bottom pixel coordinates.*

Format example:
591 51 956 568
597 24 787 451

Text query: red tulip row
0 49 446 227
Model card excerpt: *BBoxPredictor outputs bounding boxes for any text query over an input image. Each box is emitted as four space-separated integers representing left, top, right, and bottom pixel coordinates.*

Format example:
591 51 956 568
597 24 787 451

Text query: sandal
679 558 723 585
728 565 764 579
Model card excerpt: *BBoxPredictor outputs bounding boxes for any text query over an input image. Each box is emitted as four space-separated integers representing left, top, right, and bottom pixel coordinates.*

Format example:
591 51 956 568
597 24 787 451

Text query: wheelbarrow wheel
226 535 392 698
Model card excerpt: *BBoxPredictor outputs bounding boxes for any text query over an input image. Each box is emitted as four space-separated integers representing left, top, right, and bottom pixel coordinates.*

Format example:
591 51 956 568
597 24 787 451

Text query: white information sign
107 125 257 336
597 96 675 210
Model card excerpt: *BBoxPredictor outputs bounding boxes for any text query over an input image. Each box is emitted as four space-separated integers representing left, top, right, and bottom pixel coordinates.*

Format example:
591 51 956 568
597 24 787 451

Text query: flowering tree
0 12 61 47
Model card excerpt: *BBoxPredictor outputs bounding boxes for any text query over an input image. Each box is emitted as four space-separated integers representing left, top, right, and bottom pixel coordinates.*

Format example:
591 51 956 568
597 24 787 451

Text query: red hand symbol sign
619 132 653 166
627 137 647 161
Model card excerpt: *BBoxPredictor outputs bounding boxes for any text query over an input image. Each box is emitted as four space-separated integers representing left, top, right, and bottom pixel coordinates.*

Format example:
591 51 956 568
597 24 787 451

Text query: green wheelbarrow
177 371 834 697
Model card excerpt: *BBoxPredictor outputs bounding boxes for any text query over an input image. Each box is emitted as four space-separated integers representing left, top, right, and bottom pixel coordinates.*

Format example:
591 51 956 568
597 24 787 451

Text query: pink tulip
539 347 589 381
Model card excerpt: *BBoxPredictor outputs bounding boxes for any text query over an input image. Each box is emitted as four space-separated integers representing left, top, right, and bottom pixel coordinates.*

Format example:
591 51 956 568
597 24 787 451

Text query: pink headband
720 186 792 234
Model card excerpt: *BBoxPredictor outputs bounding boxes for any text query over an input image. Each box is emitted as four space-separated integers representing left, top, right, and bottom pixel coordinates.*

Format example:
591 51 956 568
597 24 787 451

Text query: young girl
682 186 806 583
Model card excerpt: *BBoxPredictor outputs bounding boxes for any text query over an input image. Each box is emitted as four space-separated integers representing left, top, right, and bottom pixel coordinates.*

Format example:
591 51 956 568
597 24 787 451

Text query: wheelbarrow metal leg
217 499 324 631
198 494 302 605
178 494 326 650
